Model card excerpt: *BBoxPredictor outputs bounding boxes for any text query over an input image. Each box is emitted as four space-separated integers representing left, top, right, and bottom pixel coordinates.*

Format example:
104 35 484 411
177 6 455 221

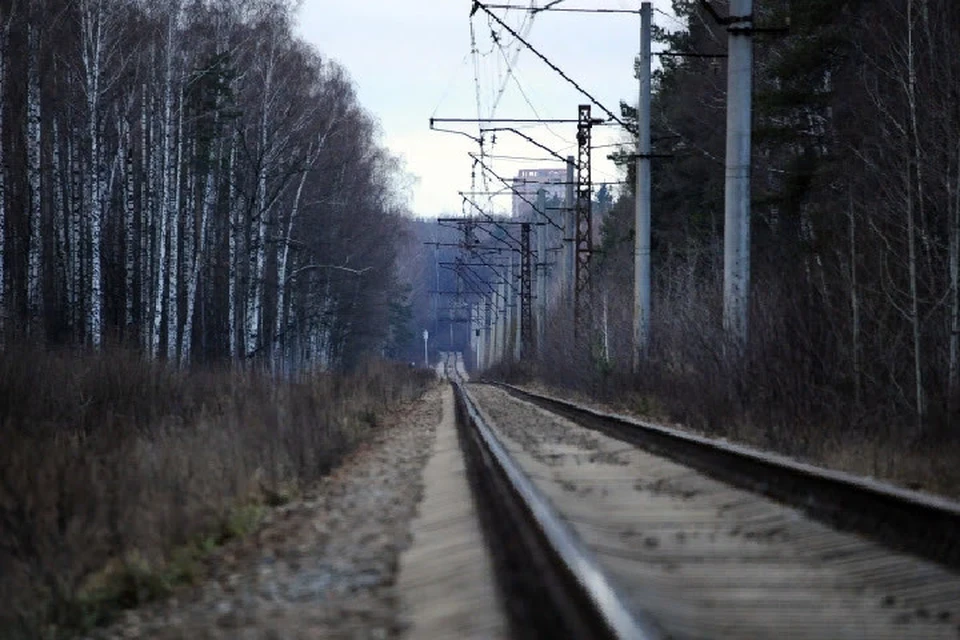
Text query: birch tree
26 20 42 321
151 3 179 358
0 3 13 337
0 0 411 369
79 0 113 347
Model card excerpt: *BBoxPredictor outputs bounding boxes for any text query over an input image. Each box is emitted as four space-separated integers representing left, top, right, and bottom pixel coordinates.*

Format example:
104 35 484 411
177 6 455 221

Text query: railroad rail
439 355 960 638
495 382 960 574
441 352 655 638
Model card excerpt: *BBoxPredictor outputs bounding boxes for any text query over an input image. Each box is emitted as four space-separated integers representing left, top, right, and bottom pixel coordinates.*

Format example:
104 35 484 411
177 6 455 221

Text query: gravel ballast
466 383 960 640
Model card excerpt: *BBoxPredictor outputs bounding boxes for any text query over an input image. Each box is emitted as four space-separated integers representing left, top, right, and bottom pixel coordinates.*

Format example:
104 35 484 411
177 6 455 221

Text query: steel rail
495 383 960 573
450 376 660 639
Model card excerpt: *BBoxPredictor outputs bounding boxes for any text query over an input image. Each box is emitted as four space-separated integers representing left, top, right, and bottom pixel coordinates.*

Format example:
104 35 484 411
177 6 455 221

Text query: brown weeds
0 347 433 638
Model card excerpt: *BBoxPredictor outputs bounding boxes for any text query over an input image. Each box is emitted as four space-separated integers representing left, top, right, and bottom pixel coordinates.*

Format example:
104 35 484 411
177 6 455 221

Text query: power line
470 152 563 230
488 17 569 146
488 0 537 117
534 0 568 12
484 153 565 162
469 15 491 195
481 126 568 163
471 1 628 129
486 4 641 14
433 117 604 124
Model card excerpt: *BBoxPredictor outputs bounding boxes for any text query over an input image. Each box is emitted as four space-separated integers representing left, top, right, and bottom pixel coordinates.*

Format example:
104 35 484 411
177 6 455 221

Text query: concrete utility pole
492 292 499 366
470 303 477 370
489 297 497 368
477 301 485 371
423 329 429 367
633 2 653 372
536 189 547 353
484 296 493 371
723 0 753 348
474 302 482 371
565 156 576 306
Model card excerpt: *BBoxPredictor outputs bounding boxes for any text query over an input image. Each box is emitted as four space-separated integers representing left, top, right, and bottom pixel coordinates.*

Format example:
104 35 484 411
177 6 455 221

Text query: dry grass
520 379 960 500
493 285 960 503
0 347 434 639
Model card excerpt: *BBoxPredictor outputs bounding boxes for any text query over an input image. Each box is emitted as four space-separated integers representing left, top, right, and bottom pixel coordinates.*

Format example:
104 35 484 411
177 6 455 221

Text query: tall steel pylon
521 222 533 356
574 104 594 336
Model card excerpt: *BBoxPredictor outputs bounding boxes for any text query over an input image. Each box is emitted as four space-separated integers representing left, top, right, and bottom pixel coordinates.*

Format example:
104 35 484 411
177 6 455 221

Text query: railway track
440 352 960 639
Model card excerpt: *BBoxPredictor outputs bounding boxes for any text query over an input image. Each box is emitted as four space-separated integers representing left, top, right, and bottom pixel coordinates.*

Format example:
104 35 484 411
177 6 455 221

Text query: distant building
511 168 566 218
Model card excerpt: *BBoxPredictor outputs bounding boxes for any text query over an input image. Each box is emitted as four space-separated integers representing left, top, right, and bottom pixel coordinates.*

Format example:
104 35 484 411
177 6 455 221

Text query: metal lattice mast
536 189 547 352
513 253 522 361
521 222 534 357
574 105 594 335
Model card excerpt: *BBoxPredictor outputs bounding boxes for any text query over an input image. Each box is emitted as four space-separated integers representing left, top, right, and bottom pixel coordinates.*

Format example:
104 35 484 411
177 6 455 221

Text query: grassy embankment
0 346 434 639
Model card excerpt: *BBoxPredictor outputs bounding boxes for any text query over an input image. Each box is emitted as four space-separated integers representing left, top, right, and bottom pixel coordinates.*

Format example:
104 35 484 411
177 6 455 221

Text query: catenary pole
470 303 476 370
565 156 576 306
475 302 482 371
633 2 653 372
723 0 753 348
506 258 514 363
513 254 522 361
496 278 506 365
536 188 547 353
485 295 494 371
478 301 485 371
491 292 498 368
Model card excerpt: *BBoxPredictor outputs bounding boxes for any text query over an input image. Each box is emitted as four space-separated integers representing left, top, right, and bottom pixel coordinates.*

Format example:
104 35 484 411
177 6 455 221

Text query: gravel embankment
90 386 442 640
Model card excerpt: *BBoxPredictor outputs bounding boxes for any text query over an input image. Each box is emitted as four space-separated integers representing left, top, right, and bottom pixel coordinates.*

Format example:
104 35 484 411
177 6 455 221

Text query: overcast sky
295 1 680 218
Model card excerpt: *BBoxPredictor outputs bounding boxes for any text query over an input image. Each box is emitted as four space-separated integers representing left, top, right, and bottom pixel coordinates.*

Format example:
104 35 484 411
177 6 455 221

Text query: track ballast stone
467 383 960 640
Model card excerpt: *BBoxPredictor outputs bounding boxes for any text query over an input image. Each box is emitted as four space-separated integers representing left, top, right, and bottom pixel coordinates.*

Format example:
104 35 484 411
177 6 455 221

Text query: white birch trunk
180 154 216 365
245 105 270 358
124 114 136 328
27 23 43 320
906 0 924 428
227 135 238 359
167 85 183 361
949 143 960 415
140 80 152 349
81 0 106 347
152 15 176 358
68 134 83 335
274 165 309 368
848 192 861 407
180 110 221 365
0 13 8 335
52 120 67 322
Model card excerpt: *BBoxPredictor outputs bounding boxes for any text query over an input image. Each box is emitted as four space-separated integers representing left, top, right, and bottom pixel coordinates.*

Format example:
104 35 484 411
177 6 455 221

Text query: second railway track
443 354 960 639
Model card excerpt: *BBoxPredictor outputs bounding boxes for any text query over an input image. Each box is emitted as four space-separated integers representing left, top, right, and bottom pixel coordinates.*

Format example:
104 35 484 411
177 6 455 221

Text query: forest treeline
0 0 412 370
563 0 960 439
